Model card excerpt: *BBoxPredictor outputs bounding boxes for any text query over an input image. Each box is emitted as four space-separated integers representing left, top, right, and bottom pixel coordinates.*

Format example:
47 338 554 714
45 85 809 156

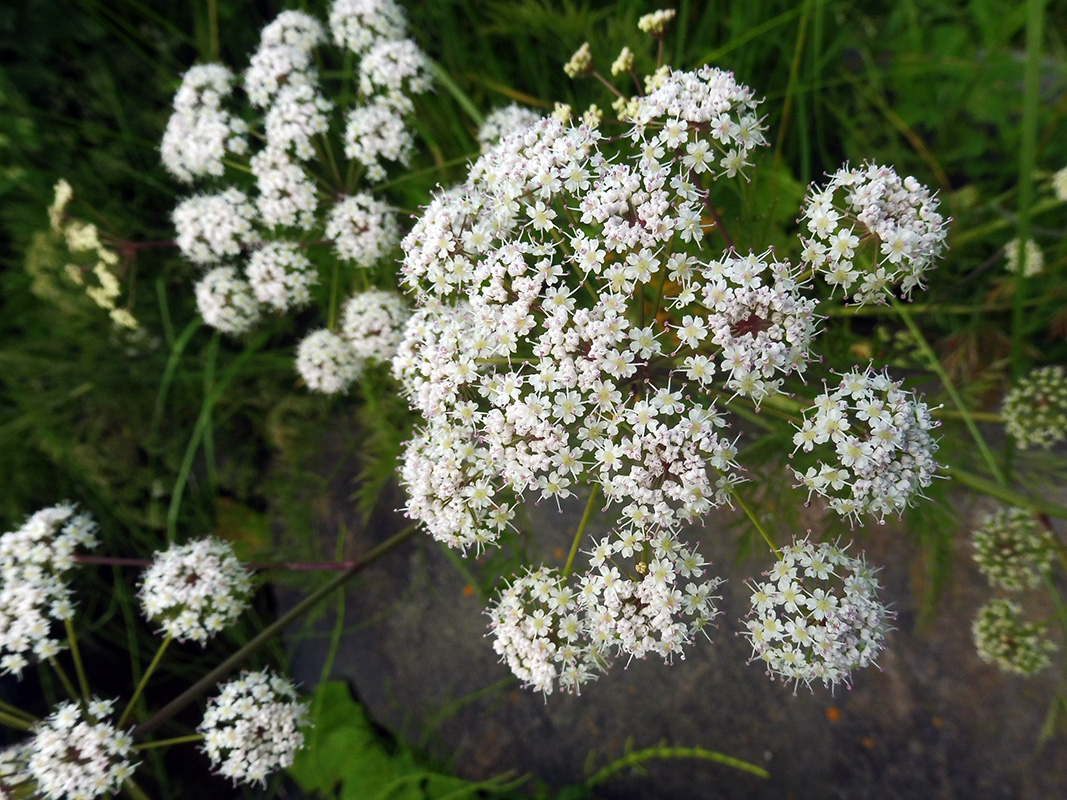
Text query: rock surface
278 428 1067 799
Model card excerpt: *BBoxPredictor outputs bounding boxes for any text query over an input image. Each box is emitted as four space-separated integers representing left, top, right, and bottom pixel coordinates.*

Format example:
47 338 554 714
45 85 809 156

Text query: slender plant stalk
132 525 418 739
48 657 81 704
149 317 202 439
64 618 92 700
122 777 153 800
894 301 1008 488
585 744 769 786
118 635 173 729
0 698 35 723
206 0 218 61
733 491 781 559
944 466 1067 519
824 296 1052 317
134 733 204 751
949 196 1062 247
772 0 811 170
0 710 34 732
1011 0 1046 380
327 259 342 331
933 408 1003 423
166 330 270 540
563 486 600 578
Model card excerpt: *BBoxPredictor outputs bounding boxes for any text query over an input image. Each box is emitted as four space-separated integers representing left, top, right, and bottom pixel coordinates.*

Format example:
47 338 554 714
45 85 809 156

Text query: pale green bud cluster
972 598 1056 676
972 507 1055 591
1002 365 1067 449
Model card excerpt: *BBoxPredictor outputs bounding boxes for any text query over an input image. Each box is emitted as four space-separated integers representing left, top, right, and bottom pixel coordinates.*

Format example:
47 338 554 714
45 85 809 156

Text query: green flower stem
429 60 483 127
944 466 1067 519
149 317 202 438
318 133 343 190
0 698 35 723
122 777 153 800
221 158 253 175
893 300 1008 488
327 259 342 331
932 409 1003 423
949 197 1061 247
0 710 34 731
48 657 81 704
167 329 271 541
134 733 203 751
118 635 173 729
563 486 600 578
64 618 92 700
733 491 781 560
132 525 418 739
585 744 769 786
206 0 218 60
1011 0 1045 381
824 297 1050 317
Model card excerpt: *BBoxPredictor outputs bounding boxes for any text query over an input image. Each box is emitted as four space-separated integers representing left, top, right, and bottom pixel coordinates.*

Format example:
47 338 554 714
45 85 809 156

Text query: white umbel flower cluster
296 329 362 394
1053 165 1067 202
138 538 253 645
791 367 940 523
742 538 892 689
972 506 1055 591
395 66 778 553
358 38 432 104
325 193 400 268
26 698 136 800
1002 365 1067 450
489 527 721 695
477 105 542 151
194 267 263 336
161 64 248 183
199 670 309 786
973 598 1056 676
0 743 32 796
799 162 948 304
297 288 409 394
246 241 317 312
329 0 407 56
173 189 258 266
1003 237 1044 277
0 504 98 677
395 65 780 692
340 289 410 362
163 0 425 360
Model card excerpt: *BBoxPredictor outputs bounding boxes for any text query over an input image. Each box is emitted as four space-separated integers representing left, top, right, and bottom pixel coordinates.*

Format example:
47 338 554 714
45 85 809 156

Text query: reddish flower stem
75 554 379 572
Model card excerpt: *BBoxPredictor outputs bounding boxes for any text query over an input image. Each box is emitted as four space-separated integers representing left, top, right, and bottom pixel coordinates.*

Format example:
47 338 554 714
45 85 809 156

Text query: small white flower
194 267 263 336
743 539 892 689
27 699 136 799
0 504 98 677
1002 365 1067 449
1003 237 1044 277
296 329 362 394
799 162 948 304
199 670 309 786
973 598 1055 675
139 538 253 645
173 189 258 265
326 193 400 268
972 506 1055 591
791 368 939 523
